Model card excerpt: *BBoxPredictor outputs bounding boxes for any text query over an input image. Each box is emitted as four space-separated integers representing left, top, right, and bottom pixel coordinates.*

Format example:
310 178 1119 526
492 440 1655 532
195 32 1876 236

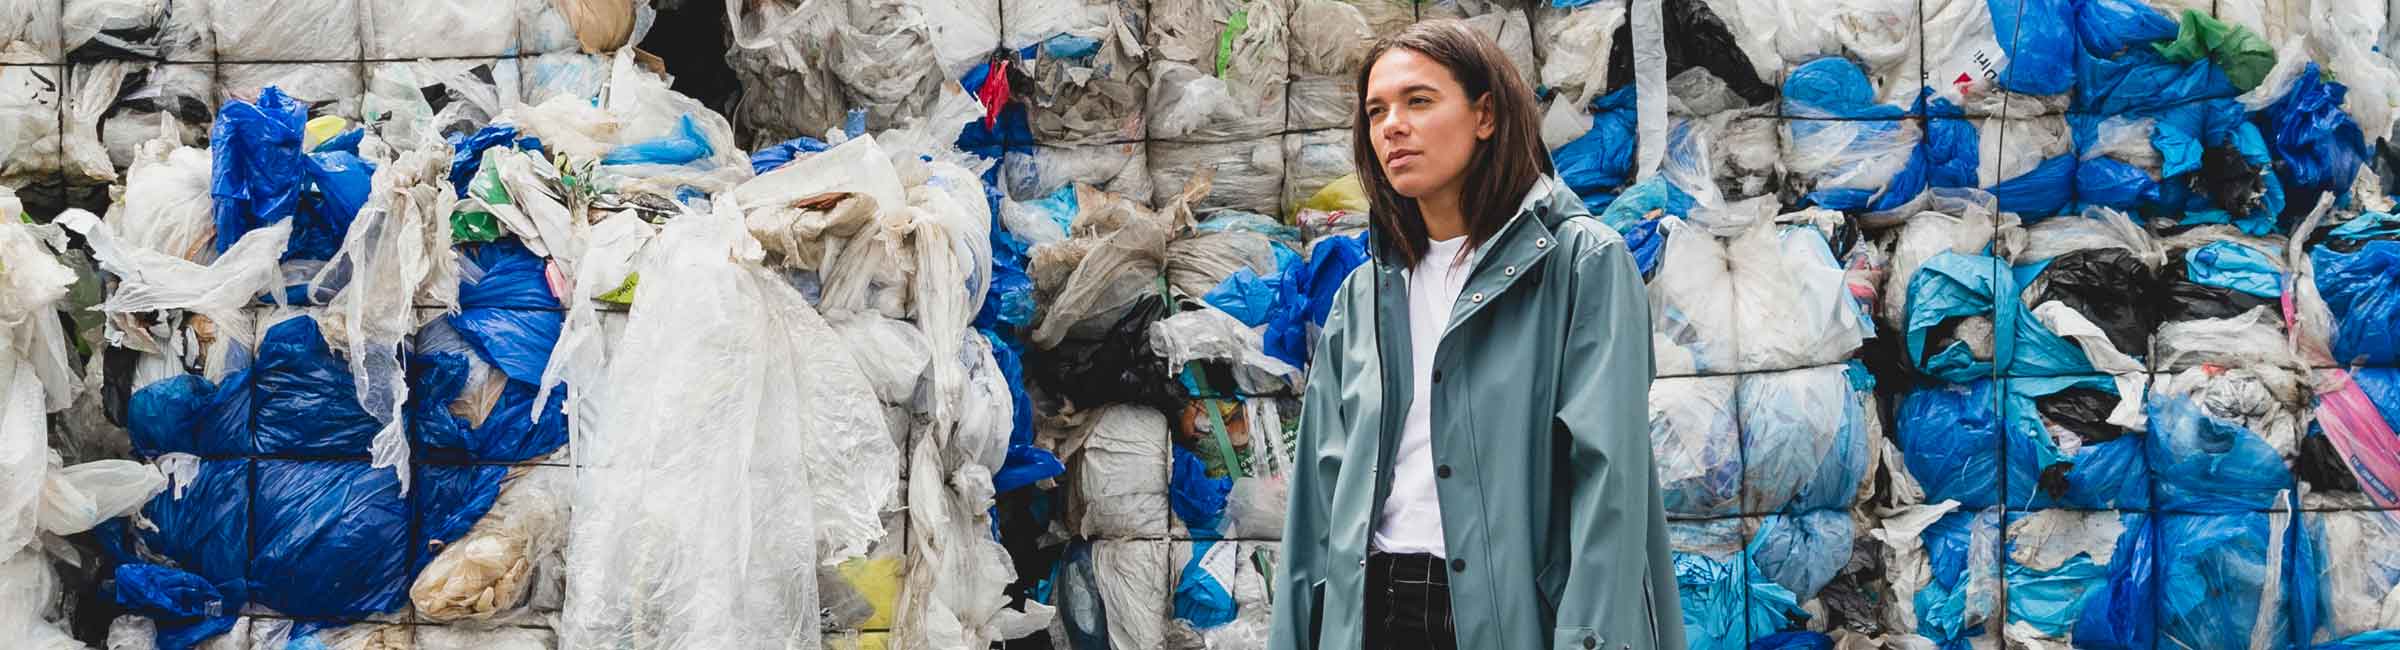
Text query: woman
1269 20 1685 650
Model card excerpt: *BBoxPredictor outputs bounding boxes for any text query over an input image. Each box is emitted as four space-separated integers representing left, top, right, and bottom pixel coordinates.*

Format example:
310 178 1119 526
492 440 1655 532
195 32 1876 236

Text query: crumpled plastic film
1003 142 1153 205
563 198 892 650
1648 377 1741 517
1730 222 1870 372
1003 0 1152 143
364 0 520 60
1069 405 1172 539
1146 0 1289 141
1647 217 1740 375
1285 0 1393 131
1150 138 1287 218
411 468 569 623
725 0 994 144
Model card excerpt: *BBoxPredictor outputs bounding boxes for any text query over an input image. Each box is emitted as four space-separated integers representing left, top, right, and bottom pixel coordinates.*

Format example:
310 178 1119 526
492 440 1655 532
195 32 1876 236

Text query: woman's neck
1418 186 1467 241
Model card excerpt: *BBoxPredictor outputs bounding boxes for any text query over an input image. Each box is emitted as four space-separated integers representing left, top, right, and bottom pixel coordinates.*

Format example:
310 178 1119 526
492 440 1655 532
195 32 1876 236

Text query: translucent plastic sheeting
1738 365 1871 514
1002 0 1151 143
2296 511 2400 642
1049 540 1170 650
1146 0 1289 141
1648 217 1741 375
562 199 894 650
311 145 463 493
1729 222 1870 372
364 0 520 59
1 217 103 650
1649 377 1741 517
1002 142 1154 205
1285 0 1394 131
1150 138 1286 217
207 0 361 62
411 469 570 623
724 0 996 144
1282 130 1354 223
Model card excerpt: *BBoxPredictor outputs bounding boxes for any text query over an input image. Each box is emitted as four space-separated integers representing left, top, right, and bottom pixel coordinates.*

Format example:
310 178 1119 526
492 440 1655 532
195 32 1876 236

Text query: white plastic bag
312 146 463 494
1730 222 1869 372
1647 217 1740 375
1146 0 1289 141
1068 405 1171 538
1534 3 1626 112
38 457 166 537
1148 307 1303 395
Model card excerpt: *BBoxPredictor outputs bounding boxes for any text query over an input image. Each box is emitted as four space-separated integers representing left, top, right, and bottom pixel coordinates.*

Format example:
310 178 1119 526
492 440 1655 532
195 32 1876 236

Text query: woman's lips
1387 150 1420 169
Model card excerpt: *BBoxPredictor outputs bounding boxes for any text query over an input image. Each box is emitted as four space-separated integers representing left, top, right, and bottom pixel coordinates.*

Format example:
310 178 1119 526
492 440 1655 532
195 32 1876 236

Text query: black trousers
1363 552 1457 650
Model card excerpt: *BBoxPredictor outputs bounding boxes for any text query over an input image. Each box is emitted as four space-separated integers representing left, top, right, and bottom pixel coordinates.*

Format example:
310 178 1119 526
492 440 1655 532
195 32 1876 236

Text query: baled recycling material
12 0 2400 648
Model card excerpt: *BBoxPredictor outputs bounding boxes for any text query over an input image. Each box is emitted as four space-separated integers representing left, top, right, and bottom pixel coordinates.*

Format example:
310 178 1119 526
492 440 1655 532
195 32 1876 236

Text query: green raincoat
1269 176 1686 650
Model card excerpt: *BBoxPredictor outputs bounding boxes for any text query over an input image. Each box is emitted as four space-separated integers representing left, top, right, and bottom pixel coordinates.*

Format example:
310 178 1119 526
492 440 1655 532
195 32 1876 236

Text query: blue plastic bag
2147 394 2294 512
1169 445 1232 534
2070 511 2158 650
290 149 375 262
1750 631 1833 650
2158 512 2291 650
1675 552 1748 650
136 460 250 595
1302 233 1370 326
1915 510 1995 646
211 87 309 255
2074 0 2179 57
114 563 242 650
251 316 384 457
2075 46 2239 116
1622 218 1667 278
446 124 542 198
1554 87 1640 208
2312 241 2400 366
1905 251 2093 380
410 464 505 569
1988 0 2078 95
1171 540 1239 629
1898 381 2004 508
1986 155 2079 219
749 135 830 175
603 113 715 166
408 310 571 463
128 373 254 457
1205 269 1276 327
248 460 409 618
2003 376 2151 510
1745 510 1853 601
459 240 562 310
2187 241 2283 298
2267 65 2370 198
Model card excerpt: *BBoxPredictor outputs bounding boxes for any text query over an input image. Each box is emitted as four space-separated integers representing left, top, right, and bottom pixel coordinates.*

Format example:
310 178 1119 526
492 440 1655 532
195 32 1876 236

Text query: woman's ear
1474 92 1496 141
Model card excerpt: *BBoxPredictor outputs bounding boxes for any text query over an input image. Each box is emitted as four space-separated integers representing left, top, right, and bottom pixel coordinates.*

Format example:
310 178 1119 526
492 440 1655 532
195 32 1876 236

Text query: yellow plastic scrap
303 116 349 151
838 556 905 630
1296 173 1369 217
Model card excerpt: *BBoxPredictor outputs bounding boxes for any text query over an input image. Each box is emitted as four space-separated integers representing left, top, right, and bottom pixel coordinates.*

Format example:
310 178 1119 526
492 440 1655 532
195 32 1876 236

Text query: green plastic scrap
2153 9 2276 91
597 272 639 305
451 210 503 243
1215 9 1250 77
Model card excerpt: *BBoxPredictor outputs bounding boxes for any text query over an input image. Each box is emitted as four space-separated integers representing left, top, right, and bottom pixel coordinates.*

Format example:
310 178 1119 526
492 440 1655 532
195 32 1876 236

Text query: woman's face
1363 48 1493 201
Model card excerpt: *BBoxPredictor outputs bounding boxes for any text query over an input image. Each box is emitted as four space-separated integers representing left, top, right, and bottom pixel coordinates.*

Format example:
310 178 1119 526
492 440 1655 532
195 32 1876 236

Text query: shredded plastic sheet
562 198 893 650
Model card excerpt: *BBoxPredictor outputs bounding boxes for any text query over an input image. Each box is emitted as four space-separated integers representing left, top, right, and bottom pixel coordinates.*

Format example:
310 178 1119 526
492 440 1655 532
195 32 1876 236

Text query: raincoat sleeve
1268 273 1357 650
1551 234 1686 650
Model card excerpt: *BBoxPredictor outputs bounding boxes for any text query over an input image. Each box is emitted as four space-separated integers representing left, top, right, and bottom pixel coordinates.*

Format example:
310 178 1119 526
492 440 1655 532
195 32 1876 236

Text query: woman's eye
1409 96 1430 106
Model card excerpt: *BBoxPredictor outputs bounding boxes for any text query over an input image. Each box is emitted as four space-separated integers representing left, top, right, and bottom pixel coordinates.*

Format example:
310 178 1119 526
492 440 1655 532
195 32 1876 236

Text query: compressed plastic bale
1919 0 2077 114
2157 510 2293 650
1068 405 1171 538
1 551 84 650
1150 138 1285 217
1922 117 2074 218
723 0 980 146
2293 510 2400 643
241 619 416 649
364 60 521 148
1585 0 1784 116
1166 541 1274 649
2146 369 2303 513
1760 0 1919 108
1647 377 1740 517
207 0 361 62
1004 0 1151 143
0 61 66 187
2000 510 2155 647
82 62 215 172
1533 2 1626 119
64 0 216 61
1419 1 1539 90
1895 380 2004 509
1146 0 1289 141
1646 217 1740 375
0 1 63 61
1873 503 2001 647
562 201 896 650
364 0 517 59
1740 365 1871 513
1051 540 1170 650
1002 142 1153 205
1282 130 1354 223
1729 223 1869 372
219 64 364 121
1747 510 1855 606
1284 0 1395 131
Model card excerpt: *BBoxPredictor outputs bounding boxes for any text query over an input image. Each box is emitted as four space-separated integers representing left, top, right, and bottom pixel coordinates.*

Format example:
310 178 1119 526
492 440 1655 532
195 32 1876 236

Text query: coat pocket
1553 625 1603 650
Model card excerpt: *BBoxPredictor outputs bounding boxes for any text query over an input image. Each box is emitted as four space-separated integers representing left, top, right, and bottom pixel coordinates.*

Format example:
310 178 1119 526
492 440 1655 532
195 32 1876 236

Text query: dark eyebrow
1365 83 1443 107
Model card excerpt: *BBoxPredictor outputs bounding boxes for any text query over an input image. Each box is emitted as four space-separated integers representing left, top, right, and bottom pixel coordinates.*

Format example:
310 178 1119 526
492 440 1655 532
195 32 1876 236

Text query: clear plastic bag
1730 223 1869 372
1146 0 1288 141
1285 0 1392 131
563 199 894 650
1649 377 1741 517
412 469 569 623
1647 217 1741 375
1003 0 1151 143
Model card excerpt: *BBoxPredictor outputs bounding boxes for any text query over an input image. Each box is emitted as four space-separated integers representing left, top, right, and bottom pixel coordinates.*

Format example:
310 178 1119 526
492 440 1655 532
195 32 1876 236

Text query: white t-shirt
1373 235 1473 556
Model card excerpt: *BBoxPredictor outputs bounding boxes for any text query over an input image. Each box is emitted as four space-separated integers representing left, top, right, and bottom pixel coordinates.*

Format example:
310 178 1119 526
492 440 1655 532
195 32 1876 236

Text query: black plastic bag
2033 387 2128 445
2155 255 2277 322
2296 431 2361 492
2193 145 2268 218
1603 0 1777 106
2028 248 2156 357
1030 295 1184 414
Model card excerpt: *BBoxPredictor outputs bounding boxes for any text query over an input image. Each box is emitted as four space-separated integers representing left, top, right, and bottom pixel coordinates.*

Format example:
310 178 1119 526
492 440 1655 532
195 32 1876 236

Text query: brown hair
1351 19 1552 269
